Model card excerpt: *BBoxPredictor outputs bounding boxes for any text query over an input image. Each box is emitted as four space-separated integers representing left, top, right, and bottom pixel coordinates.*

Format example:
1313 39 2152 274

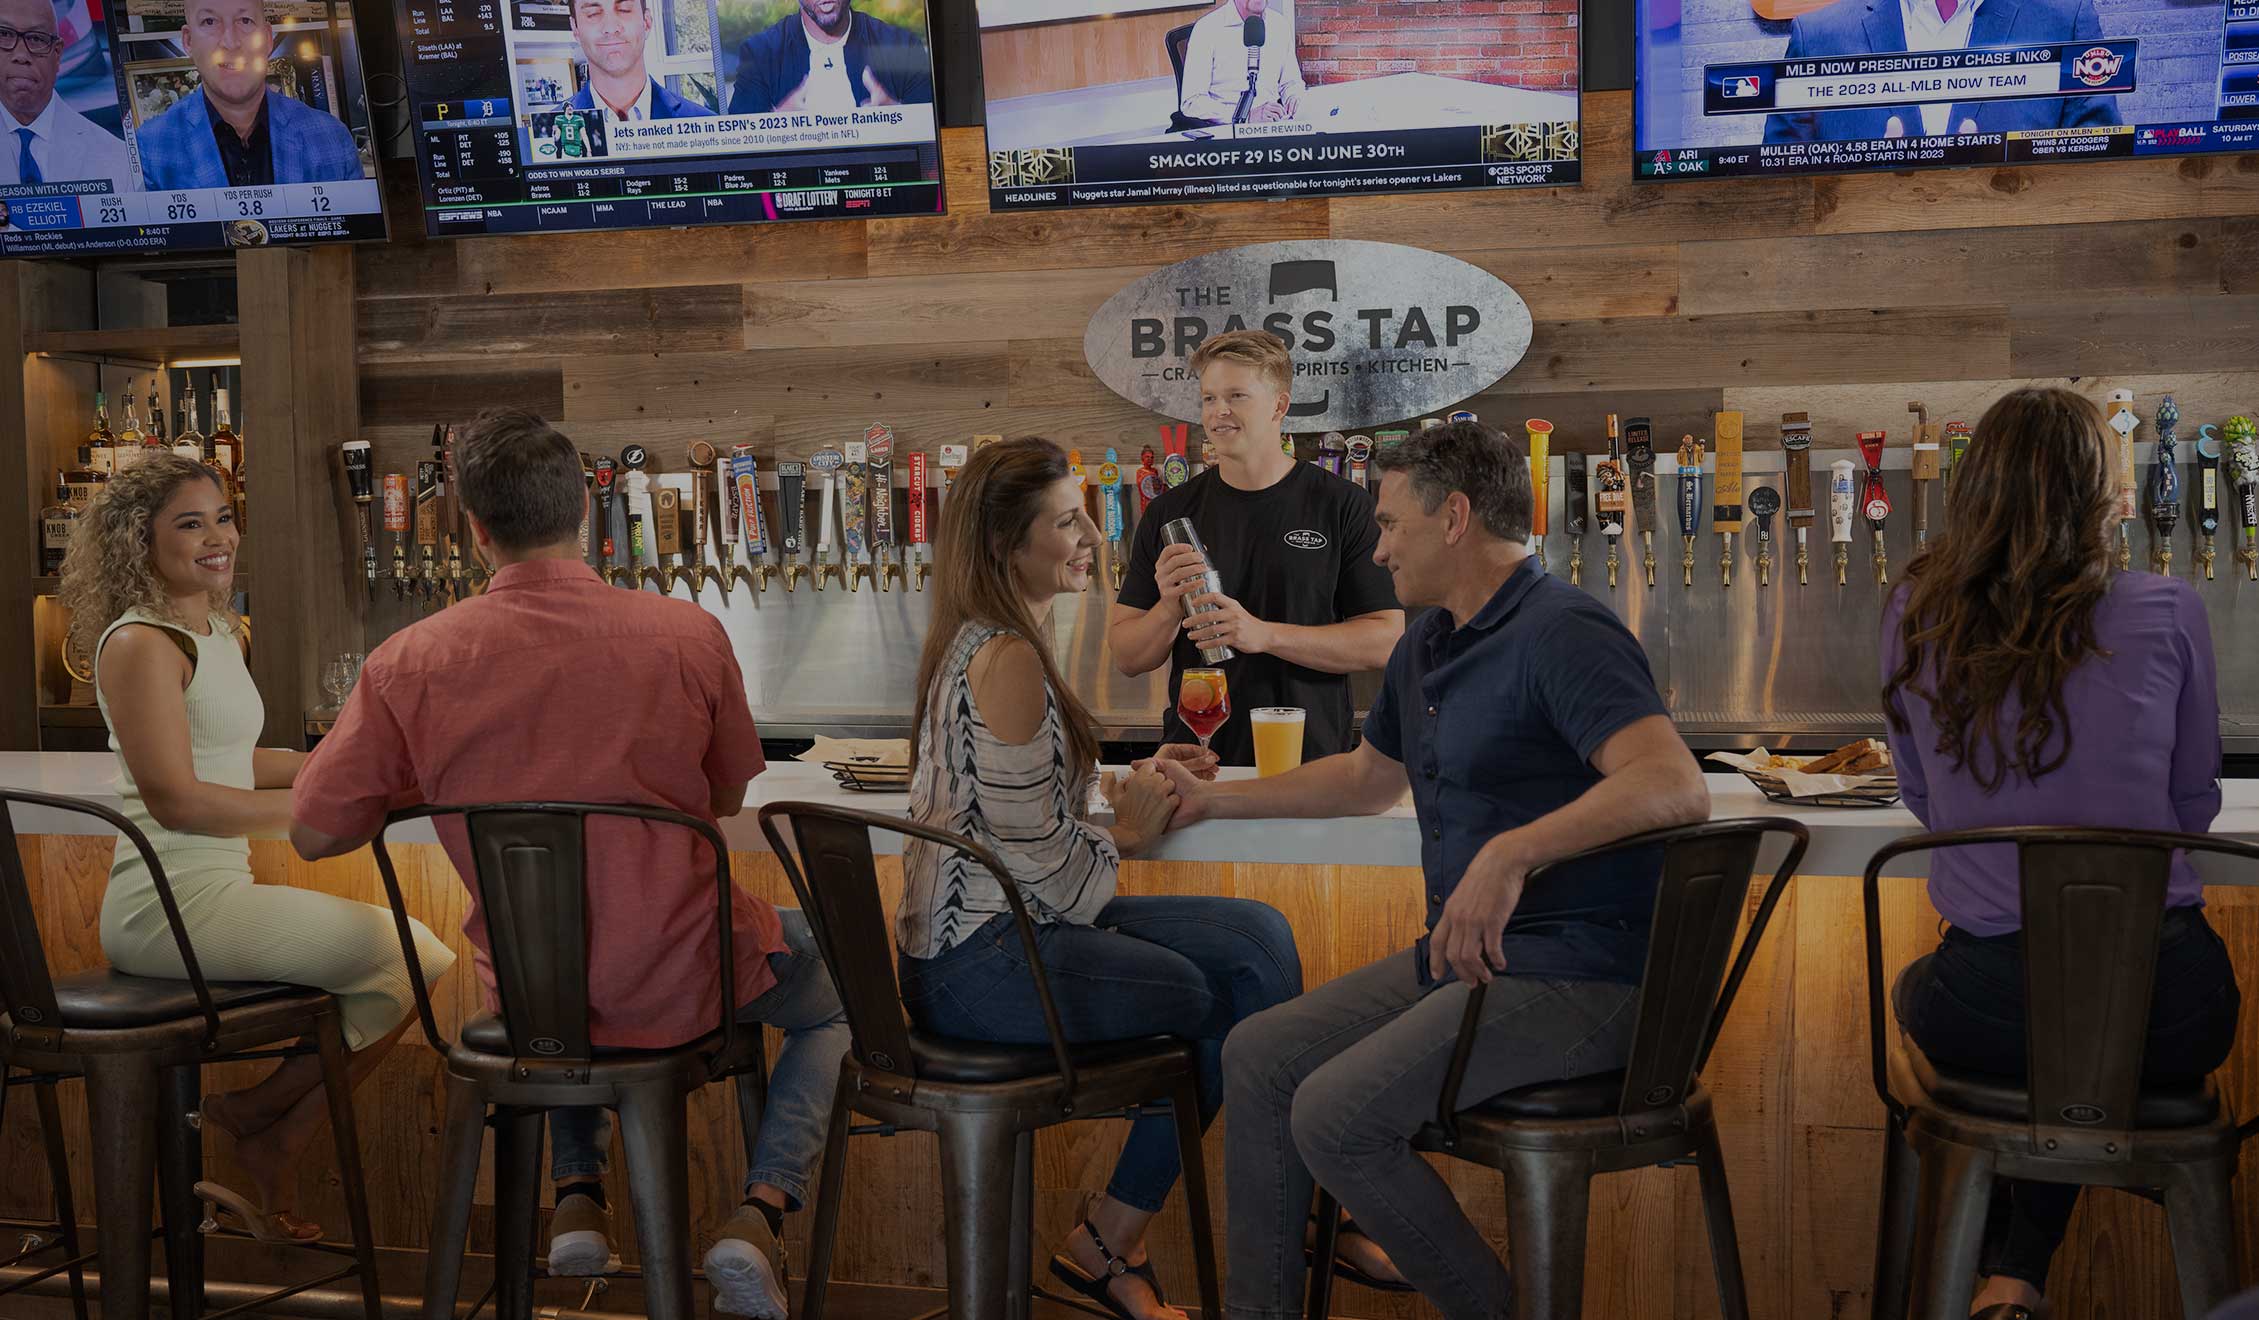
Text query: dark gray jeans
1221 947 1640 1320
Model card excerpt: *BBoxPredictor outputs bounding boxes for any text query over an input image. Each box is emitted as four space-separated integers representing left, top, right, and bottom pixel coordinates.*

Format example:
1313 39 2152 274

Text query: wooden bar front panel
4 837 2255 1318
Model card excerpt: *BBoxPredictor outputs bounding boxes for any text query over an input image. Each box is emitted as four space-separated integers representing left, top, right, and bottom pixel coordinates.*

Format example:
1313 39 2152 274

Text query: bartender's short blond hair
1190 330 1292 396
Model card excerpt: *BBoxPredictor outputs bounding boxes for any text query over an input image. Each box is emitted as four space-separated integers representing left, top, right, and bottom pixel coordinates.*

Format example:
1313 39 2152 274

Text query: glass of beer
1177 668 1231 751
1251 707 1305 778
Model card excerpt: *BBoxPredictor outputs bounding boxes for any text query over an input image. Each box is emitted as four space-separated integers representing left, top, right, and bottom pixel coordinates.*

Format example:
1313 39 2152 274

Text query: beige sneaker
546 1192 615 1277
702 1203 788 1318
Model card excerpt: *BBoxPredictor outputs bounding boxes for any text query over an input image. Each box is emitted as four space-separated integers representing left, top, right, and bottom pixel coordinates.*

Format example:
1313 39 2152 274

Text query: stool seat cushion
45 969 316 1030
458 1011 715 1059
1467 1069 1629 1120
1907 1042 2219 1129
906 1030 1182 1084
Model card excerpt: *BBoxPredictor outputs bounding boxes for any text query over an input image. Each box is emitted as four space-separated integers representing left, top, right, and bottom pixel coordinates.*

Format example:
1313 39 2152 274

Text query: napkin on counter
1707 748 1896 799
797 737 911 769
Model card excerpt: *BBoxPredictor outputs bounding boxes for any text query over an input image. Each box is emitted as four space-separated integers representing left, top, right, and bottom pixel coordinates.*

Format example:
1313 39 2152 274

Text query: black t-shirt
1117 463 1398 765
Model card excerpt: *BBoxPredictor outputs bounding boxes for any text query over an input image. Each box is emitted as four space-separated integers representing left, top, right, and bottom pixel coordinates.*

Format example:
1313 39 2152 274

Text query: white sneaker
703 1203 789 1318
546 1192 615 1277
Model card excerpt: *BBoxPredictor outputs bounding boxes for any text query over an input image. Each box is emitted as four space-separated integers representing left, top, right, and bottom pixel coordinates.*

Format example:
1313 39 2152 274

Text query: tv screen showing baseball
981 0 1581 212
1635 0 2259 179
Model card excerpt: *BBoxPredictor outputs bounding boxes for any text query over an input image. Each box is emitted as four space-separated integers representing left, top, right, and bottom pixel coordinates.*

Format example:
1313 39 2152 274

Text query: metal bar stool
1864 827 2257 1320
1305 817 1810 1320
0 788 384 1320
758 801 1224 1320
369 802 767 1320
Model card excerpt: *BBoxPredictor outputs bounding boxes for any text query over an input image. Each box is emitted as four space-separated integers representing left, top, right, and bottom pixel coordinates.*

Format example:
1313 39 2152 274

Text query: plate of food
1708 739 1900 807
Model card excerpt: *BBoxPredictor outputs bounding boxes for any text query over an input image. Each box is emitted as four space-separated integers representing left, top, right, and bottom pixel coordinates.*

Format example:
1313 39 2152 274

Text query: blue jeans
898 895 1302 1213
549 909 848 1209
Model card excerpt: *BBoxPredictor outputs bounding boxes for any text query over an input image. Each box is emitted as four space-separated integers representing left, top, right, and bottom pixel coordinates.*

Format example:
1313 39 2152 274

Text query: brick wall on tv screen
1295 0 1581 90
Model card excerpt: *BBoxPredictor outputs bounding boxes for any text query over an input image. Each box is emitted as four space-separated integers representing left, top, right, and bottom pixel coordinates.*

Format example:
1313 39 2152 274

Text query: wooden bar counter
4 752 2256 1319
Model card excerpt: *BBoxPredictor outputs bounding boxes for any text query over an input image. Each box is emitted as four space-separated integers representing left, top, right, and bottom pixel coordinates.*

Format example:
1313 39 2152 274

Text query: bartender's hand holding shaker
1101 766 1180 854
1163 518 1237 665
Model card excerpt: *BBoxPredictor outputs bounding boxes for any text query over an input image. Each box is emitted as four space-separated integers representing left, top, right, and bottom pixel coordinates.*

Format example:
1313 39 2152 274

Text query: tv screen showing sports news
981 0 1581 211
1634 0 2259 179
391 0 943 237
0 0 385 256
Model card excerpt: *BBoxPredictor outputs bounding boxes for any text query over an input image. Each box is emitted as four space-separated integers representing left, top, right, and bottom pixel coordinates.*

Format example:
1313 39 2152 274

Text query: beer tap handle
2195 424 2222 581
1606 539 1619 589
1674 436 1703 589
382 473 410 602
907 451 930 592
1829 458 1857 589
812 448 844 591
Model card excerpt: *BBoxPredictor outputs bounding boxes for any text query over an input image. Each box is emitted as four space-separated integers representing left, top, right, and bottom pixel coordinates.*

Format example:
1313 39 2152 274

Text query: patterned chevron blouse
899 623 1119 959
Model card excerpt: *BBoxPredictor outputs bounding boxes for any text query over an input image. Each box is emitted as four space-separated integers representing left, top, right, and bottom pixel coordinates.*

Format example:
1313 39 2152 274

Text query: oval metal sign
1085 240 1532 434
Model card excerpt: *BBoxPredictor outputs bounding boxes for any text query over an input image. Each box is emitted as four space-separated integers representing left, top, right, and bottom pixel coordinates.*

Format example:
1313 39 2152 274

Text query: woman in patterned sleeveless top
900 439 1303 1320
60 454 453 1242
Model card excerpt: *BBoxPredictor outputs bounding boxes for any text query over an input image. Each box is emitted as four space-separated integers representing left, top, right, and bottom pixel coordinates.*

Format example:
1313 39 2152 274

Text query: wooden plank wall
5 842 2257 1320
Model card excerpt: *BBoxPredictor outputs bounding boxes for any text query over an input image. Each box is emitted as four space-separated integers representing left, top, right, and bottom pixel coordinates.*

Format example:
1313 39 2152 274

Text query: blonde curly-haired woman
60 453 453 1241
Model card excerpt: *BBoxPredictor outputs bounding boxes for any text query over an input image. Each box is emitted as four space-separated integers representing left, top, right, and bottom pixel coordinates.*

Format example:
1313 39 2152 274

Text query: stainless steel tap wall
694 447 2254 751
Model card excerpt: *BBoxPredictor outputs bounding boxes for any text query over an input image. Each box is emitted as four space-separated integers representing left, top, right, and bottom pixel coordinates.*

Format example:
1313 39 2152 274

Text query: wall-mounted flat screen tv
1 0 385 256
390 0 943 236
1635 0 2259 179
982 0 1581 212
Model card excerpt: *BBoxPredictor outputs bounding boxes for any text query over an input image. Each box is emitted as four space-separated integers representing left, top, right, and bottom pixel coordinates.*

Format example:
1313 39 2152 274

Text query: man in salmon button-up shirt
290 409 844 1319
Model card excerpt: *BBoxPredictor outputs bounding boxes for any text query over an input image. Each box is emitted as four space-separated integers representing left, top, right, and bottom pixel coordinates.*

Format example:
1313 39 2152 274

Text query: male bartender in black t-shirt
1112 329 1404 766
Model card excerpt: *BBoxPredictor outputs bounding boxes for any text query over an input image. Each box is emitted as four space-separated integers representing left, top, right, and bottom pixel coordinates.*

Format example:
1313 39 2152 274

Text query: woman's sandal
1303 1213 1416 1293
193 1180 323 1243
1048 1218 1171 1320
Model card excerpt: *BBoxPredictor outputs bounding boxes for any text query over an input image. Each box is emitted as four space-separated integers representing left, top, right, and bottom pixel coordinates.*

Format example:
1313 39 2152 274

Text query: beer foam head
1250 707 1305 723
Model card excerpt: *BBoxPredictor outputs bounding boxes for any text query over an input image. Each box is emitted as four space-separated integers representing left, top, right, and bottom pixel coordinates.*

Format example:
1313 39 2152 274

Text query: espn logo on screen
1721 75 1762 99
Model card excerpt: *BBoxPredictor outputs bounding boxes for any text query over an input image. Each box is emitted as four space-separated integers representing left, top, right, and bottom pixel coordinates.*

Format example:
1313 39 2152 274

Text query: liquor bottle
87 392 116 476
211 386 244 528
146 377 167 450
113 386 147 473
61 449 101 508
174 388 206 464
39 482 75 575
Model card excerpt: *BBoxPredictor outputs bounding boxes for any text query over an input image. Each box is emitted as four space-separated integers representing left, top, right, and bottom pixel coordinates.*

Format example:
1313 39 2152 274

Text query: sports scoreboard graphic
0 180 383 256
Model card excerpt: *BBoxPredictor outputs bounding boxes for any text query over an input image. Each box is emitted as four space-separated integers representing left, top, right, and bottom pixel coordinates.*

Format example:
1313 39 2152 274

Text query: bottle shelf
27 324 241 366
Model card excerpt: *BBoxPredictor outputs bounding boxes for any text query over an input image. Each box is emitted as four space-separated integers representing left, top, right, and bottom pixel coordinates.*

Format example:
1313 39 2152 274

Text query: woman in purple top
1881 387 2239 1320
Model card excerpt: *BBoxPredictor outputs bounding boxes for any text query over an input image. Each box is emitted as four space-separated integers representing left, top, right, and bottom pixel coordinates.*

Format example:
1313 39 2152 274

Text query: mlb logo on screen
1722 75 1762 98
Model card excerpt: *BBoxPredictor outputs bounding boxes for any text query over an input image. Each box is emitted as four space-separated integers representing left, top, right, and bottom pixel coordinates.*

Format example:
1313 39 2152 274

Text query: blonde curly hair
60 454 241 674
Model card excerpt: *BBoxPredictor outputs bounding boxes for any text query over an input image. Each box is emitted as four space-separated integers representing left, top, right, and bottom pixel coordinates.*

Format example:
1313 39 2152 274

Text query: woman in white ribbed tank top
60 455 454 1242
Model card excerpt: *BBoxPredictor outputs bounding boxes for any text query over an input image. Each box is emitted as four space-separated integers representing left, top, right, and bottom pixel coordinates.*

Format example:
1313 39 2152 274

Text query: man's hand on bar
1133 743 1220 782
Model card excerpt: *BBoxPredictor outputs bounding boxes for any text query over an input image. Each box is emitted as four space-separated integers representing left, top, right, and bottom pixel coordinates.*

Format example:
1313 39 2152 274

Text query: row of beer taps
1540 394 2259 592
338 399 2259 608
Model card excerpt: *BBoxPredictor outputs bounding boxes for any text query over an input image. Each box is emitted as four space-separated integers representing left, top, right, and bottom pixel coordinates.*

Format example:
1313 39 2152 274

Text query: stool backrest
758 801 1082 1099
0 788 223 1048
1436 818 1808 1138
1863 826 2259 1157
371 802 737 1072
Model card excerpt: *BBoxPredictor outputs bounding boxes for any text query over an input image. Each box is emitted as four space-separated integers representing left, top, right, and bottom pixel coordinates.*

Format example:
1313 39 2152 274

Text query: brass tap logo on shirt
1284 529 1328 550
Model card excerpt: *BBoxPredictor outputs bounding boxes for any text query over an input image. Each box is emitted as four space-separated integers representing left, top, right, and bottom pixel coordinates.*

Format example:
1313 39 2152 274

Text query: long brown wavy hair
59 455 240 672
1882 388 2119 791
910 438 1100 785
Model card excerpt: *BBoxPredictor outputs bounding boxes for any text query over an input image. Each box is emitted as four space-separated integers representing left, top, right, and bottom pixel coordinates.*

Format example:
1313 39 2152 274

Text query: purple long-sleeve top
1879 572 2222 936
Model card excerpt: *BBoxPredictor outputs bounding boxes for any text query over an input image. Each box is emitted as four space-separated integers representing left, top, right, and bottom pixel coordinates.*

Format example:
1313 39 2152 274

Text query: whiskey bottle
211 386 244 527
174 388 207 464
39 482 75 575
113 387 147 473
61 448 101 508
87 392 116 476
147 376 167 449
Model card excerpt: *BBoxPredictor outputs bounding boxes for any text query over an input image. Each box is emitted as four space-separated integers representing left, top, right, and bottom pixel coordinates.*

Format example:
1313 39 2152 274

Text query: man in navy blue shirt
1159 420 1708 1320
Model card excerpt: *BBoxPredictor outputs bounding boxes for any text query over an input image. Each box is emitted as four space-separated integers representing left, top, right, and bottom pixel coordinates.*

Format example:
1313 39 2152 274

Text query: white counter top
6 753 2258 883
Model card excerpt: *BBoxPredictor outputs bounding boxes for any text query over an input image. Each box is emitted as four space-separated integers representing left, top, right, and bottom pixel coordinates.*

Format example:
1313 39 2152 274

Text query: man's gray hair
1368 419 1532 544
